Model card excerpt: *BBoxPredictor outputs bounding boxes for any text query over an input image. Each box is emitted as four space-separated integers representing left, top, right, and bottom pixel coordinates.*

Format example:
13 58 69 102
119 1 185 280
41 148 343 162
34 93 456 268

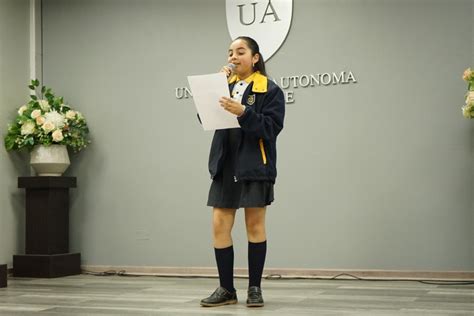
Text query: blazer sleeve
237 86 285 141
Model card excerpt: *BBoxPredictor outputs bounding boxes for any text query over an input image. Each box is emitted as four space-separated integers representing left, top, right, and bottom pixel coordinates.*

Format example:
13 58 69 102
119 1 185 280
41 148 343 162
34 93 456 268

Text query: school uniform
207 71 285 209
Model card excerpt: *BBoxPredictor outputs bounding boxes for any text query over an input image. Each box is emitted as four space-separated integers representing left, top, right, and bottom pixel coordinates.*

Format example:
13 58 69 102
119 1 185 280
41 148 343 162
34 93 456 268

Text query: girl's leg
213 207 237 292
213 208 236 292
244 207 267 289
244 207 266 243
201 208 238 307
244 207 267 307
213 207 237 248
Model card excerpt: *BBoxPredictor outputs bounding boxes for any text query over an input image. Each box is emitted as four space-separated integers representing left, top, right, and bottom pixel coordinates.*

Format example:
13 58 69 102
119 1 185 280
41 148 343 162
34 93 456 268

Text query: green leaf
29 85 35 90
18 114 29 122
33 79 39 86
8 124 20 134
41 86 46 93
26 137 34 146
4 136 15 151
30 95 37 100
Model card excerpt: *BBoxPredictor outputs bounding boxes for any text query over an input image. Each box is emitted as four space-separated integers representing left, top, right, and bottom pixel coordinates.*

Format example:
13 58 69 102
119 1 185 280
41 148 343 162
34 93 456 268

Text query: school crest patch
247 94 256 105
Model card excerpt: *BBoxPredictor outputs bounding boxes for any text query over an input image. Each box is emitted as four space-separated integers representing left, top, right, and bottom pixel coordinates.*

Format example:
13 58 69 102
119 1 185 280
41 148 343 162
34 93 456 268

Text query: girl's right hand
220 65 233 78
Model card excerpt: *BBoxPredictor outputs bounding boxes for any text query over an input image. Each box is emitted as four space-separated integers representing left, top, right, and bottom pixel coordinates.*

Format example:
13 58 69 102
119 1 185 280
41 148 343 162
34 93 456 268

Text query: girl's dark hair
235 36 267 76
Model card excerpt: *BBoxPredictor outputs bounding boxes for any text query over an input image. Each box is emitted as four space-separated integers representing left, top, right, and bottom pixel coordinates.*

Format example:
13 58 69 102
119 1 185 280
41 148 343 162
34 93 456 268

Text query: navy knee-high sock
214 245 235 292
248 240 267 288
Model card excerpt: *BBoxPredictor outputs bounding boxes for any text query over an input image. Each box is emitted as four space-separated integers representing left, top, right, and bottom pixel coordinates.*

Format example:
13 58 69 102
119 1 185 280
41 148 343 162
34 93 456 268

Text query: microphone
226 63 235 77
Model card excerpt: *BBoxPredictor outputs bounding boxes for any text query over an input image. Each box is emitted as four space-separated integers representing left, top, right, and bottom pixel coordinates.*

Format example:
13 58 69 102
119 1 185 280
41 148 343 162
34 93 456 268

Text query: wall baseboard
82 265 474 281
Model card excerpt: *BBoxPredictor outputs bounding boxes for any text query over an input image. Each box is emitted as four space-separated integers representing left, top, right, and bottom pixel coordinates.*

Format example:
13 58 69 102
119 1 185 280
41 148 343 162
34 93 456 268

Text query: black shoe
200 287 237 307
246 286 264 307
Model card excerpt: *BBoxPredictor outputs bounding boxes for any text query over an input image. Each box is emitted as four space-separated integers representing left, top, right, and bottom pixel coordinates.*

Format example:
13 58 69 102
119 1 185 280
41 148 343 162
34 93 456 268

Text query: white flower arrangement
4 79 90 152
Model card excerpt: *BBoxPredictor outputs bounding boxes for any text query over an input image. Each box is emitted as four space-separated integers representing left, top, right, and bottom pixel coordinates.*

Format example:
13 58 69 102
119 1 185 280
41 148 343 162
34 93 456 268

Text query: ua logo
226 0 293 61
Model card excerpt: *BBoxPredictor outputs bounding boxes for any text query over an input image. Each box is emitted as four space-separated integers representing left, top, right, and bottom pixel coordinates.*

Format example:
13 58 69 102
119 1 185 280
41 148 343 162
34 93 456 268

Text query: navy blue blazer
207 73 285 183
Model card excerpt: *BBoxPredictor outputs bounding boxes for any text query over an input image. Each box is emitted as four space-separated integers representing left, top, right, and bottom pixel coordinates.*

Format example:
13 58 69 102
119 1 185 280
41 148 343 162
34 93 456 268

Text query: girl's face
228 39 259 79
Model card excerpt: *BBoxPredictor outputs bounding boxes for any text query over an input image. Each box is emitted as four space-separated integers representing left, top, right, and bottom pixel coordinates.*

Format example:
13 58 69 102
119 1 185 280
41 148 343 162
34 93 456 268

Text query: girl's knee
246 221 265 238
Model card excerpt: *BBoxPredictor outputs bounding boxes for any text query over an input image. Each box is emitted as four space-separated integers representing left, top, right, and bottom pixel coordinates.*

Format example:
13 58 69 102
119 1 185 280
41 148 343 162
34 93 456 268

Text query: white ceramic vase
30 145 70 176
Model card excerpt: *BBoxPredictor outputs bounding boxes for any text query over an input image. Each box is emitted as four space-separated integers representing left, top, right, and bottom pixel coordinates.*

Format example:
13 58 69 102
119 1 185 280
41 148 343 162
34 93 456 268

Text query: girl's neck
237 70 255 80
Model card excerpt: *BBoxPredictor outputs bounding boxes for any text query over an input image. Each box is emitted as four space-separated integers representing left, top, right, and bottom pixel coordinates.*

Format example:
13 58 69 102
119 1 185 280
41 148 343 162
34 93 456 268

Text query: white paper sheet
187 72 240 131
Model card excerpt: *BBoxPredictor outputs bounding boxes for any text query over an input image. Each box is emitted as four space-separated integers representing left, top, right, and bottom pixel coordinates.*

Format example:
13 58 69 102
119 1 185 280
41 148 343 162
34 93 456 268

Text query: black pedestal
0 264 6 287
13 253 80 278
14 177 81 278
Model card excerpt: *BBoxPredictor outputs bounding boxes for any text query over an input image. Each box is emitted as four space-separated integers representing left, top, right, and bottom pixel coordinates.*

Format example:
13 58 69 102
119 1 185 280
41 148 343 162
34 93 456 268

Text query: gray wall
0 0 30 267
41 0 474 270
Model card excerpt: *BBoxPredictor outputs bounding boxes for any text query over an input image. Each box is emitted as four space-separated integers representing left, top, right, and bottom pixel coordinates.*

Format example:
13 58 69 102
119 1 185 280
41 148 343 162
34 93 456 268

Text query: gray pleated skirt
207 129 274 209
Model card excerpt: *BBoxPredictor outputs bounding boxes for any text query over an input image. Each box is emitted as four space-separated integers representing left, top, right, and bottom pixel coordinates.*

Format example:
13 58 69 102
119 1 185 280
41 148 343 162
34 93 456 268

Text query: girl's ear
252 53 260 66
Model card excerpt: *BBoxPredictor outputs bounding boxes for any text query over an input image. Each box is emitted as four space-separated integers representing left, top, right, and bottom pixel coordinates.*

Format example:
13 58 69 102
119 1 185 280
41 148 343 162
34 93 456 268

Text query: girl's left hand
219 96 245 116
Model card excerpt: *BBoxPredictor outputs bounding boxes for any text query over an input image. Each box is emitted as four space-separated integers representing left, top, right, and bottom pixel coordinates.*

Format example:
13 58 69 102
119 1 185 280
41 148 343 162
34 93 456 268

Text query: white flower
463 68 473 81
65 110 76 119
44 111 65 128
52 129 64 142
42 121 55 133
31 109 41 119
462 104 473 118
38 99 50 111
21 121 35 135
76 111 84 120
35 116 45 125
18 105 27 115
467 91 474 105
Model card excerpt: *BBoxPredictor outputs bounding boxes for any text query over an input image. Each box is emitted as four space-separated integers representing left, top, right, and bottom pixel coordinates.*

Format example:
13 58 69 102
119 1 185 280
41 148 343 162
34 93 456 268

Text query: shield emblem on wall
226 0 293 62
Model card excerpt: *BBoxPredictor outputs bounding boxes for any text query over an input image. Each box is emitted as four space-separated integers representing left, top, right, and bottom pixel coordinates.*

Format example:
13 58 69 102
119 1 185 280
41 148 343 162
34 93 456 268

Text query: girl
200 36 285 308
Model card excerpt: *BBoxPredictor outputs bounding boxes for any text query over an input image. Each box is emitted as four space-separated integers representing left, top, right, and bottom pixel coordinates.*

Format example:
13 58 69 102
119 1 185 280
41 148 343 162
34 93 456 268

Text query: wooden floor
0 274 472 315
